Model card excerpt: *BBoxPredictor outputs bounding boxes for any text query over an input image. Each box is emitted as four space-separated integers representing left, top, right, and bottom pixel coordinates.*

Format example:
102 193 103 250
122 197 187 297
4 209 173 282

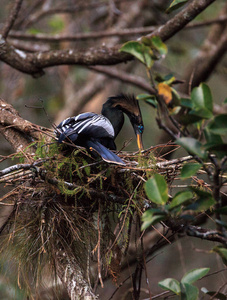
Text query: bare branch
147 0 217 41
8 38 50 52
0 0 218 77
0 161 42 177
0 98 41 140
0 40 45 76
8 15 227 43
186 225 227 245
90 66 156 94
180 2 227 92
0 125 33 153
10 26 157 42
9 26 156 42
55 0 144 122
23 0 133 27
56 247 97 300
0 98 52 152
1 0 24 39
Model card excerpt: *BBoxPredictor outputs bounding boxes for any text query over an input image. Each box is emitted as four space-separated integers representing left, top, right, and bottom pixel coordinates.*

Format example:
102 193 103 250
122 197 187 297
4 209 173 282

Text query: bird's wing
56 113 114 143
87 140 125 165
56 113 96 143
57 112 97 129
78 115 114 138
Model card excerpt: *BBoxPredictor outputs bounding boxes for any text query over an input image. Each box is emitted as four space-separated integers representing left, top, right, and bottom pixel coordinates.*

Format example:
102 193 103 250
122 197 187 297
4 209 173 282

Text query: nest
0 139 185 295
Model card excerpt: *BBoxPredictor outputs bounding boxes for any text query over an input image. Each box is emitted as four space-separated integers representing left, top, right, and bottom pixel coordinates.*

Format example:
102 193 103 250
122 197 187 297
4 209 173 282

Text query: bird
56 94 144 165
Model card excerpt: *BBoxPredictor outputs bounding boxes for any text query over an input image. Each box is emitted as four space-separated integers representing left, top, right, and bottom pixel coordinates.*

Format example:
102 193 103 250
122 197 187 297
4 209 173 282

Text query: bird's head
105 94 144 150
131 117 144 151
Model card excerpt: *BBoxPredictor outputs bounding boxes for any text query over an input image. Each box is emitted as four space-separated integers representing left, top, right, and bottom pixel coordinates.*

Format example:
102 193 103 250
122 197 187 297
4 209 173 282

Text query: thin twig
8 16 227 43
22 0 134 27
2 0 24 39
90 66 156 95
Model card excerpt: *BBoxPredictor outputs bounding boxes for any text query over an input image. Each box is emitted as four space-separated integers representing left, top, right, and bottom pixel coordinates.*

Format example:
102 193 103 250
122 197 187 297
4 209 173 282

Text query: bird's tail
87 140 125 165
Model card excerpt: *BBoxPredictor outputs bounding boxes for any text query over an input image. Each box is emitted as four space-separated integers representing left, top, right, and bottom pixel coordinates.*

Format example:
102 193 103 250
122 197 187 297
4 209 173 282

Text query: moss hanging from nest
0 189 98 291
0 138 156 295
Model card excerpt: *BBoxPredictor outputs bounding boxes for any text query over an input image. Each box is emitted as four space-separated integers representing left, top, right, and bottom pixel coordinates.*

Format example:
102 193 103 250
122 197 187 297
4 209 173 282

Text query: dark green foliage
159 268 210 299
165 0 189 14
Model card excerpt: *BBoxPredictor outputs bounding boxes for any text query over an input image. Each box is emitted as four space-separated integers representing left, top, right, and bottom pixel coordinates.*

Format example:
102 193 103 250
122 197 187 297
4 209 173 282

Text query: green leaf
169 191 193 209
179 114 203 125
176 137 207 159
171 87 181 106
208 114 227 135
181 163 202 179
201 288 227 300
180 283 199 300
169 106 181 115
204 128 223 148
141 214 165 230
120 41 153 68
204 128 226 157
158 278 181 295
141 208 167 230
146 99 158 108
186 197 215 212
166 0 188 14
136 93 153 100
186 188 215 212
190 107 213 119
181 268 210 284
189 83 213 119
224 98 227 104
212 246 227 265
180 98 192 109
145 174 168 205
190 187 211 198
137 94 158 108
140 37 153 46
191 83 213 113
163 75 176 86
151 36 168 57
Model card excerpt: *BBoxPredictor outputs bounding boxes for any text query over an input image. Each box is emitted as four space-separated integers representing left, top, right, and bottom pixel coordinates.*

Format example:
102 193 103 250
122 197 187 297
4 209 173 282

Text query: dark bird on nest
56 94 144 165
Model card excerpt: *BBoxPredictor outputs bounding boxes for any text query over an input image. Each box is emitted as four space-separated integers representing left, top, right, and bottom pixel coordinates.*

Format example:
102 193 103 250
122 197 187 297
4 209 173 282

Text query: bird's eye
138 125 144 133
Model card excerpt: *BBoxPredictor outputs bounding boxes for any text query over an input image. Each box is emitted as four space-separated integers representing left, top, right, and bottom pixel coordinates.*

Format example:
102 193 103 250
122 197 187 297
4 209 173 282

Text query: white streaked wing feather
58 113 114 138
78 115 114 137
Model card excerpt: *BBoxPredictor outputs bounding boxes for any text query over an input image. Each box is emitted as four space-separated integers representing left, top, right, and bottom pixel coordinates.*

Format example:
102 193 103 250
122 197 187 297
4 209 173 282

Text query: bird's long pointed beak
136 132 144 151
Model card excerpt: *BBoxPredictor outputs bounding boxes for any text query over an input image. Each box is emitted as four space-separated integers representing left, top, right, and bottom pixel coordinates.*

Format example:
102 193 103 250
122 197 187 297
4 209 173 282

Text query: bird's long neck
102 101 124 138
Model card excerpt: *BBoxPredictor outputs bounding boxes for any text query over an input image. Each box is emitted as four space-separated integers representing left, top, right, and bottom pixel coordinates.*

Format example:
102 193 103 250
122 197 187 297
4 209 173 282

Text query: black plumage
56 94 144 165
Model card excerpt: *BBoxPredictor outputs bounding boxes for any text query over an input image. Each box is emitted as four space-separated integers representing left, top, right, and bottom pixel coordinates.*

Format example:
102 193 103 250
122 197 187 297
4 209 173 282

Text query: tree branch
1 0 23 39
0 0 217 77
0 98 51 152
9 15 227 43
186 225 227 245
22 0 133 28
0 40 45 76
90 66 156 95
55 244 97 300
147 0 217 40
0 98 41 140
9 26 156 42
180 2 227 92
